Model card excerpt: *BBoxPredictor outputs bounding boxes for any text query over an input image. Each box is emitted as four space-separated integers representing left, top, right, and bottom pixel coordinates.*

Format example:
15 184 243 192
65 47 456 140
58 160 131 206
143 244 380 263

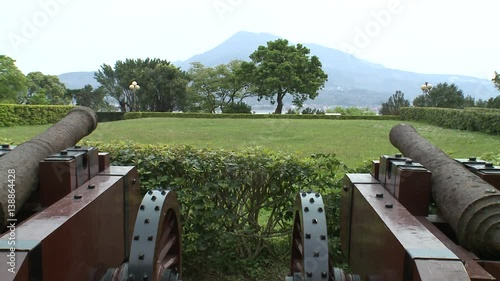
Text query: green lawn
2 117 500 167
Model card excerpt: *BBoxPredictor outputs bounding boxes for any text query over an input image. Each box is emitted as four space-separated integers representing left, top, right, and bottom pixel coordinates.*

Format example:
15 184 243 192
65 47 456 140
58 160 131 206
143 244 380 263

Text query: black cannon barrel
0 106 97 230
389 123 500 259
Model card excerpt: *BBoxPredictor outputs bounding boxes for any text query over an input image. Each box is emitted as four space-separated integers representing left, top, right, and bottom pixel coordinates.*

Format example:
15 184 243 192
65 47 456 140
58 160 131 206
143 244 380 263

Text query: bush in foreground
83 141 348 280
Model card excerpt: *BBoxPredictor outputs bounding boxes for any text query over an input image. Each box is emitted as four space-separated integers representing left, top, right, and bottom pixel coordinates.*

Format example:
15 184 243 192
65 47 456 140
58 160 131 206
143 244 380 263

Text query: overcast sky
1 0 498 79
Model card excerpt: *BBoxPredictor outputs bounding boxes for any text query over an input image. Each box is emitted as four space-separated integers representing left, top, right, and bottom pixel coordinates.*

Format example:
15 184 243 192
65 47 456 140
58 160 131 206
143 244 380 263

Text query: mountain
58 72 99 89
59 31 499 108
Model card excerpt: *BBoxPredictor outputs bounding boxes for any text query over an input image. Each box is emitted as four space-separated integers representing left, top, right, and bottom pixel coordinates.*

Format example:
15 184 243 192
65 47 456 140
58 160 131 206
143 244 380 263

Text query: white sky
1 0 498 79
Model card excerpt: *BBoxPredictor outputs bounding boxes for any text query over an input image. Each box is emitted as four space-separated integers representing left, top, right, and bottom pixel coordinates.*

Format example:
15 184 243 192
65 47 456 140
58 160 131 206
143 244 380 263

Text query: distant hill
59 31 498 108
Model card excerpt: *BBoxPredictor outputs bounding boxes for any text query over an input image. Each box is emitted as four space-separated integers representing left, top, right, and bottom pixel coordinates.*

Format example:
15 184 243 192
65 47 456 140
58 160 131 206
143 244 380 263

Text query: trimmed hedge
125 111 400 120
400 107 500 134
0 104 74 127
96 112 125 122
82 141 347 279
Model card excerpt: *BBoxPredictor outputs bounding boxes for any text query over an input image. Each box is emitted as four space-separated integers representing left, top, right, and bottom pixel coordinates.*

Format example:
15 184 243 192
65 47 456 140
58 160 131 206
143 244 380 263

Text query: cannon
286 123 500 281
0 107 182 281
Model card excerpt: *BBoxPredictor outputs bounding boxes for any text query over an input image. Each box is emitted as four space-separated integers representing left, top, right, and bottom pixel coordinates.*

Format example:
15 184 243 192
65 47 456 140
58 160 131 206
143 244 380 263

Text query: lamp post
129 81 140 112
420 82 433 94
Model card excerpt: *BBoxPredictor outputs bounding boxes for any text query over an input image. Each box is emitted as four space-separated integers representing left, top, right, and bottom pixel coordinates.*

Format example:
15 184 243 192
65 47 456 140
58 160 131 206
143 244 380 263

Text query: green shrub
82 141 346 278
0 104 74 126
326 106 377 116
301 107 325 115
222 102 252 114
96 112 125 122
400 107 500 134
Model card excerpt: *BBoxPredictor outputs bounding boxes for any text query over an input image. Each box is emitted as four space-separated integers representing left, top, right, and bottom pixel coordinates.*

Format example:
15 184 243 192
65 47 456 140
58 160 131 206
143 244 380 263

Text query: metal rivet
314 252 319 257
60 150 68 155
306 233 311 239
1 144 9 148
154 206 160 211
148 236 153 241
88 184 96 189
138 254 145 260
144 219 150 224
315 193 320 198
395 153 402 158
486 189 497 193
74 194 82 199
74 145 81 149
312 219 318 224
148 190 153 195
307 272 313 277
469 157 476 161
151 196 157 202
307 190 312 194
385 203 393 209
304 207 309 212
143 275 149 281
161 190 166 196
376 193 384 198
321 272 328 278
301 192 306 197
318 207 323 213
140 205 145 210
134 235 139 240
343 185 349 192
128 274 135 280
309 198 315 203
132 178 137 184
405 159 413 164
320 235 326 240
486 162 494 168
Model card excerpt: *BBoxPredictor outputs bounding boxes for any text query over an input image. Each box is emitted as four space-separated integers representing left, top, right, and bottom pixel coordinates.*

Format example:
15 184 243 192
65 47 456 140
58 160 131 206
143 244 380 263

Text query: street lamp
129 81 140 111
420 82 433 94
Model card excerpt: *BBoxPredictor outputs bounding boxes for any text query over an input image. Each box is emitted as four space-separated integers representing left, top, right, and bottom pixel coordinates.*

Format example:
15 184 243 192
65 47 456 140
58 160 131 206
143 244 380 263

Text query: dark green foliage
0 55 27 103
24 71 69 105
96 112 125 122
95 58 189 112
0 104 73 126
67 85 113 112
82 141 346 278
380 91 410 115
241 39 328 114
412 83 466 108
301 107 325 115
221 102 252 113
400 107 500 134
124 112 399 120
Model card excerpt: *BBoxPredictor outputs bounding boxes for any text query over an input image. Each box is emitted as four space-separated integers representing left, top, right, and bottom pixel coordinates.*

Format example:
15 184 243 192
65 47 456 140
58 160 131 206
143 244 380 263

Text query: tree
24 72 69 105
138 62 189 112
187 62 220 113
95 58 188 112
0 55 27 103
187 60 253 113
240 39 328 114
493 71 500 91
67 85 113 111
380 91 410 115
412 82 466 108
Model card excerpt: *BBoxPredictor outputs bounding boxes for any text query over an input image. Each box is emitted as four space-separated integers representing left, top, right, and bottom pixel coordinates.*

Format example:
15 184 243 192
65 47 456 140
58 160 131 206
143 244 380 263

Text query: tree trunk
274 92 284 114
0 106 97 230
389 123 500 259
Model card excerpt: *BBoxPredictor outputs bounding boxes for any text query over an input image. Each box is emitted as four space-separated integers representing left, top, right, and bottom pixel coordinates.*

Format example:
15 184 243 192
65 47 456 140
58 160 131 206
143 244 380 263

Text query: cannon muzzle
0 106 97 230
389 123 500 259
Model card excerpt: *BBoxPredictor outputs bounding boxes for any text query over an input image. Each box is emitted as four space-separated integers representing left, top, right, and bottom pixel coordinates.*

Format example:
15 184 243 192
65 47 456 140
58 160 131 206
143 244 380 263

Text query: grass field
2 117 500 167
